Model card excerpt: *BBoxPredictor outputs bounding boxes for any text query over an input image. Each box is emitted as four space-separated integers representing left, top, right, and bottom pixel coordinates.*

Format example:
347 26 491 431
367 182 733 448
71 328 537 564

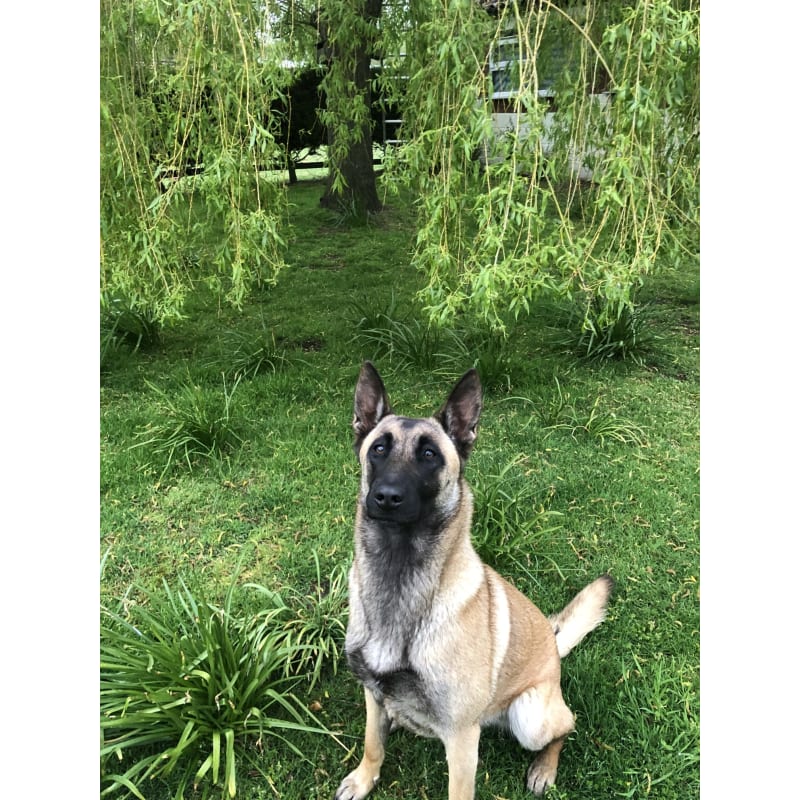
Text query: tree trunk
319 0 383 216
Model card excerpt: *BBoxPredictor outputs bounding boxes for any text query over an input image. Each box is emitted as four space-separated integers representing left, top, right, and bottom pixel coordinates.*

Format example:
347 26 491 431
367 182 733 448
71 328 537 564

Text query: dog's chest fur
345 517 486 738
345 545 445 736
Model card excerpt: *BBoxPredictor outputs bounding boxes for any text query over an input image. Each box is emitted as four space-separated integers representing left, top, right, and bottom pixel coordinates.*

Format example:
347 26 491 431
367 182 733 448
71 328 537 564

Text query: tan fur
335 364 613 800
548 575 614 658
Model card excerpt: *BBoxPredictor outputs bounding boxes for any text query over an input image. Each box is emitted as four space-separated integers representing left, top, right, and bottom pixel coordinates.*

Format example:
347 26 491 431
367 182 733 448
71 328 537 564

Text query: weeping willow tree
100 0 293 321
101 0 699 328
265 0 387 213
317 0 385 213
100 0 390 319
385 0 700 330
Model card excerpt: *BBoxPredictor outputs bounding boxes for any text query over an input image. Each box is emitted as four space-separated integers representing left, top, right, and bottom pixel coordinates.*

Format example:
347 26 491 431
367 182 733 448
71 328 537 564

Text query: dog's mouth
365 498 421 525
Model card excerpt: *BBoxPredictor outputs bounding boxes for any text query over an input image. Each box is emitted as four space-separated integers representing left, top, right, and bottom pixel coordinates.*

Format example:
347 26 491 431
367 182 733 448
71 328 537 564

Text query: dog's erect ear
436 369 483 461
353 361 392 448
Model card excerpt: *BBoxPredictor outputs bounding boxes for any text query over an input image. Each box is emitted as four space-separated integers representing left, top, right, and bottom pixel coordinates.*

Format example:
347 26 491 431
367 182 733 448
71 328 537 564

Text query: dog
335 362 613 800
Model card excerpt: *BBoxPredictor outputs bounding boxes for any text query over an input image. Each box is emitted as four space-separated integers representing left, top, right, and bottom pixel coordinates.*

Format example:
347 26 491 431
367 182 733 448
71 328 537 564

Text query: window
489 36 526 100
488 34 568 102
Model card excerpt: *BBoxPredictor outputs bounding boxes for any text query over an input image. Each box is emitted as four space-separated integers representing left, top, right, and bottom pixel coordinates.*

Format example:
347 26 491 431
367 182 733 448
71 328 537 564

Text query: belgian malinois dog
335 362 613 800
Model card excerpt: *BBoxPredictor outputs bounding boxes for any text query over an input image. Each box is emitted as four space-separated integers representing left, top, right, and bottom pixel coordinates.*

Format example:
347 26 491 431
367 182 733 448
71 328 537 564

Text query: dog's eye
422 447 437 460
372 443 386 455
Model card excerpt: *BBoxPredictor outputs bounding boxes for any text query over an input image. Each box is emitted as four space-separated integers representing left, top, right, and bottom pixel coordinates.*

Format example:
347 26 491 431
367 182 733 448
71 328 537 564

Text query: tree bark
319 0 383 215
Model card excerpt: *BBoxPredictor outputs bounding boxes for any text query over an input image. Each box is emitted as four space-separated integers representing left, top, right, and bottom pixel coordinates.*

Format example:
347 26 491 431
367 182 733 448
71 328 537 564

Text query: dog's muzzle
366 478 421 524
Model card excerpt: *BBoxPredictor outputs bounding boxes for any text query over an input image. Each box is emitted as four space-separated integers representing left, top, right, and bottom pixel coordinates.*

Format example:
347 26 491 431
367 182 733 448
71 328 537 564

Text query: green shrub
211 325 293 381
132 376 244 476
459 325 518 392
101 293 161 372
100 579 330 799
101 293 161 351
351 298 518 389
470 454 564 572
351 300 453 371
531 377 573 429
275 553 348 688
564 298 657 365
531 381 646 446
100 326 128 373
575 396 647 445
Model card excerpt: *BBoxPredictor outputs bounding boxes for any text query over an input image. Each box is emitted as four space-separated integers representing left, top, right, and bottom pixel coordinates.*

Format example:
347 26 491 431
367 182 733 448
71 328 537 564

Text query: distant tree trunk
287 157 298 185
320 116 381 213
318 0 383 215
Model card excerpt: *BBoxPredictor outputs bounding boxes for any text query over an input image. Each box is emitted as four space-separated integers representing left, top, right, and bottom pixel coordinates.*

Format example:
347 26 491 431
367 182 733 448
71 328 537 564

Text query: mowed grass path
101 180 699 799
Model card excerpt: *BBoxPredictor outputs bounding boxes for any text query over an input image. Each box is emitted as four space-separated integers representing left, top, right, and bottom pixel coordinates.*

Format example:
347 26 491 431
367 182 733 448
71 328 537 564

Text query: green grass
101 177 699 799
557 298 659 367
130 375 246 482
100 574 334 800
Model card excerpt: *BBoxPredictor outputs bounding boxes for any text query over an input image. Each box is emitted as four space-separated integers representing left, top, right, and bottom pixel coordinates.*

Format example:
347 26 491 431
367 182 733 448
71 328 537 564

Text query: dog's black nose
373 486 404 510
366 478 420 523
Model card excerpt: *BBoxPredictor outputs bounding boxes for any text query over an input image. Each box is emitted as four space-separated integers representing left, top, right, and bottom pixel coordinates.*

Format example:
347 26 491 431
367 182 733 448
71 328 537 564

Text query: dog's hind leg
507 684 576 796
443 723 481 800
335 689 391 800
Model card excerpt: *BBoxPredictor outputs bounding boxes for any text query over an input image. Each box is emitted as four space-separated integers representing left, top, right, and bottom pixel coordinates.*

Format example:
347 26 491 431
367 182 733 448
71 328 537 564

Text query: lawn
100 177 699 799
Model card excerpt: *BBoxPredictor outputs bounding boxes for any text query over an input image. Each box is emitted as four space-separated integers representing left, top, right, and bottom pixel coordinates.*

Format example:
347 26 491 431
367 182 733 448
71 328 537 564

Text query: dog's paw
334 768 379 800
526 759 557 796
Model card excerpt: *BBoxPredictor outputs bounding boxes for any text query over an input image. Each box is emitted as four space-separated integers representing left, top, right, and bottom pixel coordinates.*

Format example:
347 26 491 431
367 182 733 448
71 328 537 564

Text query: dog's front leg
443 724 481 800
335 688 391 800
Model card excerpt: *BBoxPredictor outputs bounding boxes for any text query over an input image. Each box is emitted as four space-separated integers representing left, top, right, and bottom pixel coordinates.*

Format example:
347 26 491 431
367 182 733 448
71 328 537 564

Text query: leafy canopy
101 0 699 330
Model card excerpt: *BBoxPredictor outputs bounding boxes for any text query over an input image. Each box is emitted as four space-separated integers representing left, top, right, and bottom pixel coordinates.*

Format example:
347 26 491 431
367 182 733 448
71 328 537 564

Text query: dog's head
352 362 482 527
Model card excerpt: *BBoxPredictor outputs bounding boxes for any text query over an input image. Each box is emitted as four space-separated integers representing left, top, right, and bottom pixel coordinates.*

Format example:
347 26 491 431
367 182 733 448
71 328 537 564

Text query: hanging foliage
100 0 292 321
384 0 699 331
100 0 699 330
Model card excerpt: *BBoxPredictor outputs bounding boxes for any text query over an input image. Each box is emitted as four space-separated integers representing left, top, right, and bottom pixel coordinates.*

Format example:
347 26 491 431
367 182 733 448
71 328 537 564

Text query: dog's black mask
364 430 444 526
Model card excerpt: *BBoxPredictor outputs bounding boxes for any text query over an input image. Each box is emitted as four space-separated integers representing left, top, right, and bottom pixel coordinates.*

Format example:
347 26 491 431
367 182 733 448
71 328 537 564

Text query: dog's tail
549 575 614 659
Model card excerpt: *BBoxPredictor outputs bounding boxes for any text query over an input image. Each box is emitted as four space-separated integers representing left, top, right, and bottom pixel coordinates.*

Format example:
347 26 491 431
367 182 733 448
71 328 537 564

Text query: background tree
390 0 700 331
101 0 699 329
100 0 293 321
271 66 327 184
318 0 385 214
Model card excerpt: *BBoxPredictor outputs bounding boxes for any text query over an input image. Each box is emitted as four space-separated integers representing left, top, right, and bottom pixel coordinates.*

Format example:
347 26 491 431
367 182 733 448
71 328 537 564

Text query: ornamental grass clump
132 376 244 477
566 298 658 366
212 326 293 381
100 579 330 799
470 454 564 571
